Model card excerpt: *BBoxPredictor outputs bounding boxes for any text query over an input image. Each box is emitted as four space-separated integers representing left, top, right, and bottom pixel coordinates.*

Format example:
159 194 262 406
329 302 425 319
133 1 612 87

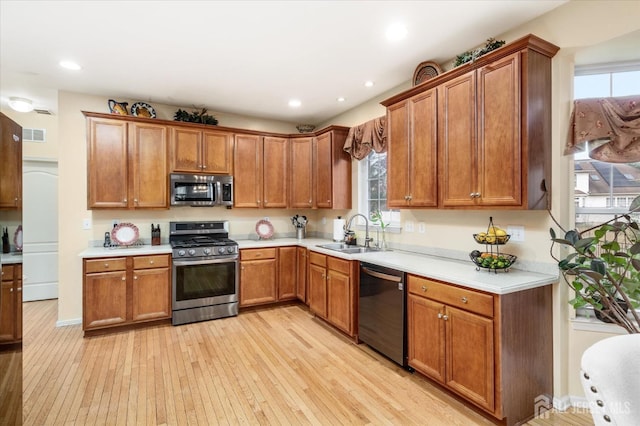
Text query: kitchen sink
317 243 380 254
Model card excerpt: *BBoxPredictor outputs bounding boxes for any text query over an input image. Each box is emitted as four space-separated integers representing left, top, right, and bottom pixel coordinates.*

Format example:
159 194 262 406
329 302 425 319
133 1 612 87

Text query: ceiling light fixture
386 23 408 41
364 81 374 88
59 60 81 70
288 99 301 108
8 97 34 113
337 97 345 102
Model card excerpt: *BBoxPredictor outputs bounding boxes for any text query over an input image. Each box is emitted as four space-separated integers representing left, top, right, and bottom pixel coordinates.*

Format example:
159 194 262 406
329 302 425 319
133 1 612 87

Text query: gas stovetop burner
169 220 238 258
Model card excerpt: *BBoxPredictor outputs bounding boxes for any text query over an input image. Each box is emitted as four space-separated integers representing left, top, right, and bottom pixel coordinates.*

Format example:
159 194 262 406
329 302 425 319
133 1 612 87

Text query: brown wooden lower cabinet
0 263 22 344
308 251 357 336
296 247 307 302
239 247 298 307
82 254 171 333
407 274 552 426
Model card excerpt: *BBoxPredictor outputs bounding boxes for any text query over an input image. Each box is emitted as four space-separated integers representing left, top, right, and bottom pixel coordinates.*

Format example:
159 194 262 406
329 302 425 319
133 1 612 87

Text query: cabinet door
202 130 233 174
170 127 202 172
314 133 333 208
446 305 494 411
290 138 314 208
409 89 438 207
83 271 128 329
239 259 276 306
278 247 297 301
132 267 171 322
296 247 307 302
15 277 22 341
308 263 327 318
263 137 288 208
234 134 262 208
129 123 168 208
0 281 16 342
0 113 22 209
438 71 477 207
477 52 521 207
327 269 351 334
407 294 446 383
387 101 410 208
87 118 129 208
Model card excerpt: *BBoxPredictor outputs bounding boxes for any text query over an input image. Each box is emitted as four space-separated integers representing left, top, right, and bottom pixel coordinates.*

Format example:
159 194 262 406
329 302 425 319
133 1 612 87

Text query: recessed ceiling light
364 81 374 88
59 60 81 70
337 97 345 102
386 23 408 41
8 97 34 113
288 99 302 108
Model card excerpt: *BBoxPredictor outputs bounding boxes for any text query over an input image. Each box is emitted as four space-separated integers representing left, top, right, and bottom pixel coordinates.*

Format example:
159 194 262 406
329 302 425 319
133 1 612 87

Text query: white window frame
356 151 401 233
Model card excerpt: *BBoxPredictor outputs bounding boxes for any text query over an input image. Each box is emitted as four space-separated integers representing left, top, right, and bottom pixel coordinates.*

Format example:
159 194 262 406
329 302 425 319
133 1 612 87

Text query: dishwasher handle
361 266 403 283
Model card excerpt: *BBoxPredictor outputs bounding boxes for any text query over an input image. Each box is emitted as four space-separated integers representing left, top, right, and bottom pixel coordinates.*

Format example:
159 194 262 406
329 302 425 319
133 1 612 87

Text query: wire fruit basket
470 217 516 272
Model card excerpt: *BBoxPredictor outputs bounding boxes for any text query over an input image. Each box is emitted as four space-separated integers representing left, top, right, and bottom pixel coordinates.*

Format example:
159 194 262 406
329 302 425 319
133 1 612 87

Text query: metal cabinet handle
10 288 13 293
308 199 312 203
437 312 442 319
421 285 427 292
149 260 154 264
123 198 127 202
202 165 207 169
443 315 449 321
104 263 109 268
17 287 22 291
461 297 468 303
134 276 137 280
122 276 126 281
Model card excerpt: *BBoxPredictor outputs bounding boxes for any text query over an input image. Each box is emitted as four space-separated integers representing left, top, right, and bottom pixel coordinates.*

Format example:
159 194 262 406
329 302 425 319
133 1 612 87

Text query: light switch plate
405 221 414 232
507 225 525 242
82 218 92 230
418 222 426 233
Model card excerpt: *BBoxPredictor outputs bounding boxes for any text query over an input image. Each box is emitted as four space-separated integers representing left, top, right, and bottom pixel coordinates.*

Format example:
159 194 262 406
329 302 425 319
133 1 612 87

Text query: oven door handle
173 257 237 267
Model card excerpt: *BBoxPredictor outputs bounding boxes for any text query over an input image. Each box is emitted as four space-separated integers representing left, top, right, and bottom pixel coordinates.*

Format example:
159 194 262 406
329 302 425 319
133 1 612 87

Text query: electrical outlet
418 222 426 233
112 219 119 228
321 217 327 225
82 218 92 230
405 221 414 232
507 225 525 242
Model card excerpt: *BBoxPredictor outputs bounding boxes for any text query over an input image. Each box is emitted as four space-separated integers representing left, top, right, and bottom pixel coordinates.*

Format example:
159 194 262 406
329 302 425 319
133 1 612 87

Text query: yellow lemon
496 229 507 237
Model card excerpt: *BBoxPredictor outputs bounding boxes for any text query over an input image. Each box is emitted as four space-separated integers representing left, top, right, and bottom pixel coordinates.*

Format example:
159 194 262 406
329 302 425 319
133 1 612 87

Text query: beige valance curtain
566 95 640 163
343 115 387 160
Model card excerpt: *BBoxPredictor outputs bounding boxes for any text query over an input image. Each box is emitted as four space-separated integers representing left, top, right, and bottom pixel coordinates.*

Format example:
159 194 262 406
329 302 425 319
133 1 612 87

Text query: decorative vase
380 228 389 251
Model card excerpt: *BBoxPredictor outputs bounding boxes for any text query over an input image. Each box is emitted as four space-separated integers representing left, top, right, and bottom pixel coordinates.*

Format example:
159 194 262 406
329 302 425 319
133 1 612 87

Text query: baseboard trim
554 395 589 410
56 318 82 327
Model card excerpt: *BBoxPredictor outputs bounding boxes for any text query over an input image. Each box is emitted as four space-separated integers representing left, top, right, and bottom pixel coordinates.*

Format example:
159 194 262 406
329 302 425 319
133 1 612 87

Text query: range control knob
227 247 235 254
178 249 186 257
218 247 226 254
188 249 196 256
203 248 212 255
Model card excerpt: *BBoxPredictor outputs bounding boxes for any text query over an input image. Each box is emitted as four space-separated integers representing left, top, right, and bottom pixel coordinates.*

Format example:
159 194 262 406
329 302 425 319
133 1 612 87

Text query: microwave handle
215 180 222 205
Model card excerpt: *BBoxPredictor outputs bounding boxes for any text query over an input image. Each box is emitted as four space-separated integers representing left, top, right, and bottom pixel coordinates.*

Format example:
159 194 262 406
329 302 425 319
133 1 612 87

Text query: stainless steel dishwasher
358 262 407 367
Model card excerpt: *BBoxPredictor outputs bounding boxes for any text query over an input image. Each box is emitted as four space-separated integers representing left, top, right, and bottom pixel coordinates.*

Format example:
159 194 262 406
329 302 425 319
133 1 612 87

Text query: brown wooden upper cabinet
387 89 438 208
234 134 288 208
289 137 314 208
0 112 22 210
382 34 559 210
85 113 168 209
312 128 351 209
170 126 233 174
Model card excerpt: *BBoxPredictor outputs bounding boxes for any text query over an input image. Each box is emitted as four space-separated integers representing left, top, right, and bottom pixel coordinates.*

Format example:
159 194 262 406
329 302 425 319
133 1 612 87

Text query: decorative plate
14 225 23 252
130 102 156 118
412 60 443 86
111 222 140 246
255 219 274 239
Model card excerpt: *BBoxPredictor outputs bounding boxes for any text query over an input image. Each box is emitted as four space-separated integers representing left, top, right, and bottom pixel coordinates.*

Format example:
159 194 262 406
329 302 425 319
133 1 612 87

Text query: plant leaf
629 195 640 212
565 230 580 245
550 228 556 239
575 237 596 250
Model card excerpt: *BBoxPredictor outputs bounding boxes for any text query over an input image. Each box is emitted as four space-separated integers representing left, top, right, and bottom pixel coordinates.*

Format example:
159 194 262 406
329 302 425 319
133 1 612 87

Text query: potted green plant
549 197 640 333
370 209 390 251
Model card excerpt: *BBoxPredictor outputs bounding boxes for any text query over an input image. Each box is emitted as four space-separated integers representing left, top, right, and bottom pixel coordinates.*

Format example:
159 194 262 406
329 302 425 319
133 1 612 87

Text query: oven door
172 256 238 311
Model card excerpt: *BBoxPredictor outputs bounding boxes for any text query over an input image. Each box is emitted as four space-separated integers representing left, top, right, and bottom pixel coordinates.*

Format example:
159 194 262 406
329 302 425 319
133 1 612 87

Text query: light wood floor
21 300 593 425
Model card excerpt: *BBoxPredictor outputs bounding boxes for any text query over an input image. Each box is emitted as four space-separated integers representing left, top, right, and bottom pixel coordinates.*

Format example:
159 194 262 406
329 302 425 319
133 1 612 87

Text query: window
358 151 400 228
572 62 640 320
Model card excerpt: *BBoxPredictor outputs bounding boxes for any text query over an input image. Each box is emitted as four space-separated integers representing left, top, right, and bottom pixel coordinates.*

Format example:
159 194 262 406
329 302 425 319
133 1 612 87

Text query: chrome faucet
346 214 373 248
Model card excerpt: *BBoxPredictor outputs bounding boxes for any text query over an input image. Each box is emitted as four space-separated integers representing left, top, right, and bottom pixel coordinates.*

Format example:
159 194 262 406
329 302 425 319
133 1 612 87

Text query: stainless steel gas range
170 220 238 325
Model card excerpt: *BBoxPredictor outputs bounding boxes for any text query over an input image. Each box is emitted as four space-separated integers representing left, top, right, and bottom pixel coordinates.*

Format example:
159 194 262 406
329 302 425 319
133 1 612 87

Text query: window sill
352 224 402 234
571 316 632 334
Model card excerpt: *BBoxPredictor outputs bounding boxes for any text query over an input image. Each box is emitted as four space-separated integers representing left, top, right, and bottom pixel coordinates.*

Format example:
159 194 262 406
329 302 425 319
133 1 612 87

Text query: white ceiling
0 0 568 124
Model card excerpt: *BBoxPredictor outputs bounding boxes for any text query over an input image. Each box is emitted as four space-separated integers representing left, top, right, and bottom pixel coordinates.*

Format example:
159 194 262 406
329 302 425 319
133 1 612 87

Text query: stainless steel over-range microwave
170 173 233 207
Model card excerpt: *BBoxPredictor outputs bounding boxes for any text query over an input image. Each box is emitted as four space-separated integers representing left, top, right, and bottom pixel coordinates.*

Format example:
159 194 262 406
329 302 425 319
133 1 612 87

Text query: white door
23 159 58 301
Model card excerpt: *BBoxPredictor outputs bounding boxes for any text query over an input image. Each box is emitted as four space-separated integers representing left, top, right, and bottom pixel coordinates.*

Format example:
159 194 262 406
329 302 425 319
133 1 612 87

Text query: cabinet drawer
309 251 326 267
133 254 170 270
2 265 15 281
327 256 350 275
408 275 494 318
241 248 276 261
85 258 127 274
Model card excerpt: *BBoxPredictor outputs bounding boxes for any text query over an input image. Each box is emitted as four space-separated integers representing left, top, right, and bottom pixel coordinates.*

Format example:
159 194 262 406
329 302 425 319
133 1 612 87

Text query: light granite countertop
79 238 558 295
1 253 23 265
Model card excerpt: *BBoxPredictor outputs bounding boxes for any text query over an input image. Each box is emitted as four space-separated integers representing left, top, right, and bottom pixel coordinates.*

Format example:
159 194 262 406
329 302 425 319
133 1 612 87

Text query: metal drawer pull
134 276 138 280
149 260 154 264
104 263 109 268
461 297 468 303
421 285 427 292
443 315 449 321
437 312 442 319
